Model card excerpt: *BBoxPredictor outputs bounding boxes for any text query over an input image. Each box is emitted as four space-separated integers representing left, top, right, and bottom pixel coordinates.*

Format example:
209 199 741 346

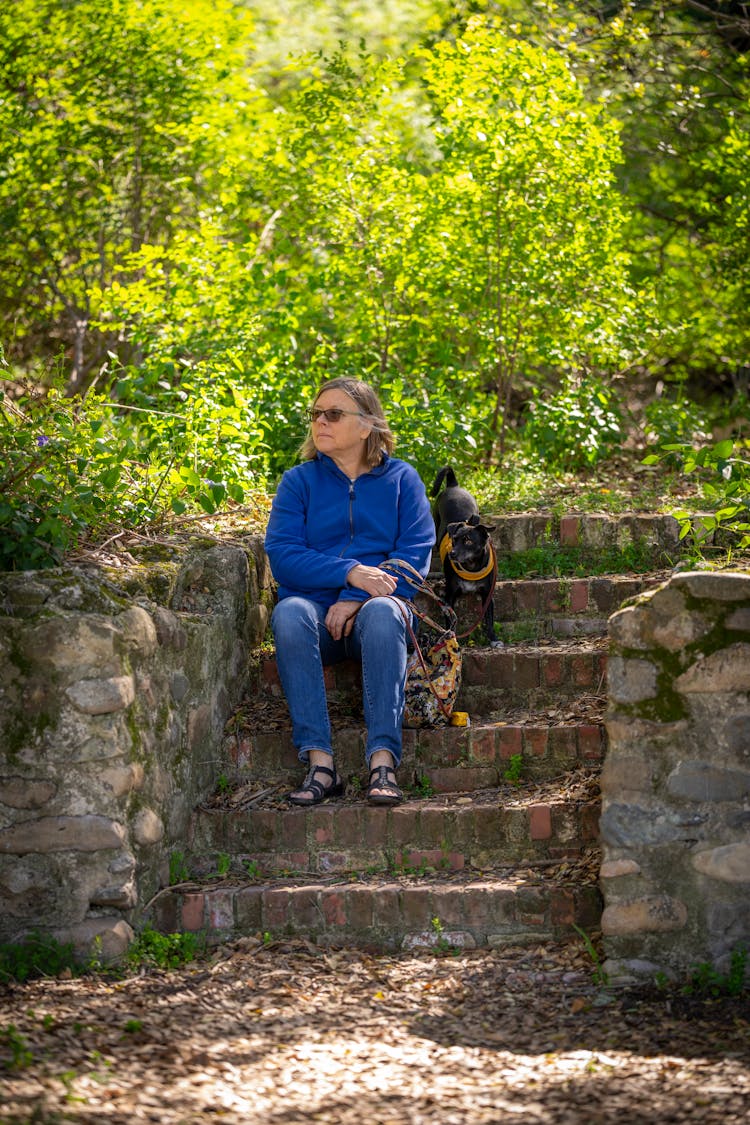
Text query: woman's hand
346 564 398 598
325 600 362 641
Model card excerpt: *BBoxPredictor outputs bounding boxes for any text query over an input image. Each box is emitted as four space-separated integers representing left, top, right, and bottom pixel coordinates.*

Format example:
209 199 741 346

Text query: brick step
465 512 681 558
147 867 602 952
224 715 605 787
422 573 664 641
258 641 608 720
186 781 600 879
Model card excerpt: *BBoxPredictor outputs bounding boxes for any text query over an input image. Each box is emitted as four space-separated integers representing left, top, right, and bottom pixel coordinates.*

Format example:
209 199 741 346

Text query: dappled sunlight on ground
1 943 748 1123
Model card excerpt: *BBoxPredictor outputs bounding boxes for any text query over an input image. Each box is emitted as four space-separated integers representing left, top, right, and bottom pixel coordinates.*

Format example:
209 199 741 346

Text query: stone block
601 895 688 935
0 815 127 854
599 802 707 847
56 917 134 962
727 608 750 632
675 644 750 693
667 760 750 803
0 776 56 809
674 571 750 602
132 808 164 846
118 606 158 657
608 605 650 651
608 657 658 703
600 755 653 797
692 843 750 883
66 675 136 715
600 858 641 879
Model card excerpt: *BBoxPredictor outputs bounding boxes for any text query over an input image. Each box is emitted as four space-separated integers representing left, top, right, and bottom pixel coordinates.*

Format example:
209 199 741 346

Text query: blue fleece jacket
264 453 435 608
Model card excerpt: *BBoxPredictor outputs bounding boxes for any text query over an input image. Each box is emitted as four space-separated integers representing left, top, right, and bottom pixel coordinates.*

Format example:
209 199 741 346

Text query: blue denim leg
271 597 346 763
346 597 409 767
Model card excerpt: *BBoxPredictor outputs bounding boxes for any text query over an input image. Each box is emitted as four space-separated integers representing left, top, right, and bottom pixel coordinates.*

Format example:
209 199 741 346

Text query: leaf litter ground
1 941 748 1124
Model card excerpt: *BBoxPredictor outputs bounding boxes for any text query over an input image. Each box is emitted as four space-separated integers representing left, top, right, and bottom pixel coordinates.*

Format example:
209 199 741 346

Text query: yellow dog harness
439 533 497 582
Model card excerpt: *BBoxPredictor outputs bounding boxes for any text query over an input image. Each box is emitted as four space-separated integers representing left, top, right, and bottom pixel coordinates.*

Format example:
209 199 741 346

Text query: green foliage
412 774 435 798
502 754 524 786
168 851 190 885
573 923 608 987
0 931 79 984
216 853 231 877
0 1025 34 1070
0 0 251 386
0 372 268 570
520 377 624 471
125 927 204 971
644 438 750 550
684 948 747 999
1 1 748 566
643 395 712 450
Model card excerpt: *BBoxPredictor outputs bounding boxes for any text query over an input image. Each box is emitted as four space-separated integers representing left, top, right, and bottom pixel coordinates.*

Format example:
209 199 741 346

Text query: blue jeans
271 596 411 767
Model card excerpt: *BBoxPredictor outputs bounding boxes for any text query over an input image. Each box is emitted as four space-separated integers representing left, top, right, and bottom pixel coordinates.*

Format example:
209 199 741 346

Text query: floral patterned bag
380 560 462 729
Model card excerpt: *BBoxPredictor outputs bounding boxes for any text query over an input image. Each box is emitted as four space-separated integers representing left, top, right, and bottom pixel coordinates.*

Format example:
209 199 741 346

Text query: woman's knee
356 597 408 643
271 597 320 643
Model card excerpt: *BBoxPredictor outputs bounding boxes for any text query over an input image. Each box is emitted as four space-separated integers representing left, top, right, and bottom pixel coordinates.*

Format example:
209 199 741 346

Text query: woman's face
310 388 373 463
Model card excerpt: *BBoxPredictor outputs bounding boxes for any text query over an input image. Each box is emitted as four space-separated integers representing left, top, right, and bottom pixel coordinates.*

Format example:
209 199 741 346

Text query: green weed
216 852 231 877
412 775 435 798
125 927 204 971
0 1025 34 1070
573 924 609 987
430 916 456 955
244 859 261 879
0 931 79 984
168 851 190 885
684 947 747 998
502 753 524 786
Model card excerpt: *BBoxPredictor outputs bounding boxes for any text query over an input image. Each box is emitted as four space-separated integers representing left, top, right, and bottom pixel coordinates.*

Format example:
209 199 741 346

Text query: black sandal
367 764 403 807
288 762 344 806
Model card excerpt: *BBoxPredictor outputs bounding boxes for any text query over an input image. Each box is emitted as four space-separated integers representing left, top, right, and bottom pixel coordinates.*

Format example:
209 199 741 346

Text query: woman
264 377 435 807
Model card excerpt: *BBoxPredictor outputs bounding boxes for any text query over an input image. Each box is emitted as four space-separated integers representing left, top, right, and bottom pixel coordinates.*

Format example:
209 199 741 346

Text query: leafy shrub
643 437 750 550
643 394 712 447
0 368 269 570
520 377 623 471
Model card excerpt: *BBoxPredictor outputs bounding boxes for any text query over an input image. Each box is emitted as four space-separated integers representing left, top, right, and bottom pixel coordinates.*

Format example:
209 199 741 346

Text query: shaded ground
2 942 748 1124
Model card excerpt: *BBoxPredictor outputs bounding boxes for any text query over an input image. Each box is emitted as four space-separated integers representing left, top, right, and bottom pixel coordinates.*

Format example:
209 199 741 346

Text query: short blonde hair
298 377 396 466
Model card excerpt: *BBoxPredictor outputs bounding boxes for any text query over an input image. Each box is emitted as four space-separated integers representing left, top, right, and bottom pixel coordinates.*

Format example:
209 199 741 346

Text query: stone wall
0 538 273 961
602 570 750 981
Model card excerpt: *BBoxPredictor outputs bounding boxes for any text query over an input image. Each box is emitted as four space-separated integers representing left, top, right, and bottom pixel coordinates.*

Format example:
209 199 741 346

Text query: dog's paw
489 639 505 649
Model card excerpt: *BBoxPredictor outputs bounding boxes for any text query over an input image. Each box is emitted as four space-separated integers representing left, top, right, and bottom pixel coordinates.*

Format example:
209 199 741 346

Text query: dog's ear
468 513 480 526
446 521 464 539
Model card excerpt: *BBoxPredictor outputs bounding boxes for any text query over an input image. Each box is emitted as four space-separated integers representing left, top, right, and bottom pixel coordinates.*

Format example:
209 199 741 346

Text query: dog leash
379 555 496 643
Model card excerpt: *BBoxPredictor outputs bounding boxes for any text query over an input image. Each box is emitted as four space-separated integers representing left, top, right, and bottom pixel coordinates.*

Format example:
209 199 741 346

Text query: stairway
148 514 678 952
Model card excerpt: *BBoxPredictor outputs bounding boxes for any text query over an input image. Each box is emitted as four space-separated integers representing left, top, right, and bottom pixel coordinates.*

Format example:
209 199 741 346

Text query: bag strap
380 558 457 633
382 595 454 721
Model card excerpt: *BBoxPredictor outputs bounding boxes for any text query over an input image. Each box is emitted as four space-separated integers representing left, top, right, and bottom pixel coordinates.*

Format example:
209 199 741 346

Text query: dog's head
446 519 496 572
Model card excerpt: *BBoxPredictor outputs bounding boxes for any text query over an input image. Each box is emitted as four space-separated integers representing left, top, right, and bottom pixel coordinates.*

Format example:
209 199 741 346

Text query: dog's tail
431 465 459 497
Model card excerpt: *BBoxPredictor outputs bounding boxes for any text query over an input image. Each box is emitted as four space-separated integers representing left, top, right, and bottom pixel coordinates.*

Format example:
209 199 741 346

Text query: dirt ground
1 940 749 1124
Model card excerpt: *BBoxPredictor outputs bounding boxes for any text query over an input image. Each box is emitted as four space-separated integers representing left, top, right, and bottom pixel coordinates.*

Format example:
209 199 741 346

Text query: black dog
431 466 498 645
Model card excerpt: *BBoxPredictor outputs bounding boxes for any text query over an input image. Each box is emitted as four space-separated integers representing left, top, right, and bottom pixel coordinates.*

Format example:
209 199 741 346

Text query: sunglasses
306 407 363 424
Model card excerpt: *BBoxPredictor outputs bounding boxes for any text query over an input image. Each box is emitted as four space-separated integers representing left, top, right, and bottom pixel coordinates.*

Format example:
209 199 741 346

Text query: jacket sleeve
264 469 359 594
388 465 436 601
